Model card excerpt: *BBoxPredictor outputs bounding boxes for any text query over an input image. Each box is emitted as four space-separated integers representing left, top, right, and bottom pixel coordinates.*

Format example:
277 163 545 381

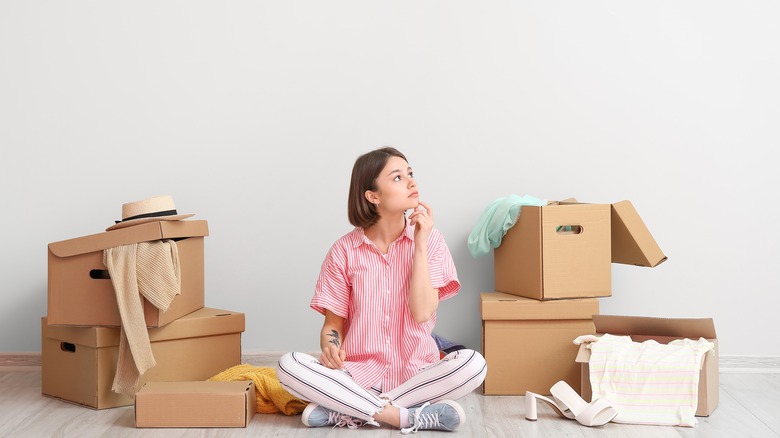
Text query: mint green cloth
467 194 546 258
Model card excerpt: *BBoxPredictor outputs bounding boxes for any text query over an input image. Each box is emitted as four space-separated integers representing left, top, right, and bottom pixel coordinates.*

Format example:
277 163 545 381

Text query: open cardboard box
41 307 244 409
135 381 256 428
481 292 598 395
48 220 208 327
494 200 666 300
575 314 718 416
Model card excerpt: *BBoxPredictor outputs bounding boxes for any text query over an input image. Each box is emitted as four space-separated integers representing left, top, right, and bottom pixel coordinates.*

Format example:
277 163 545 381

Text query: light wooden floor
2 354 779 438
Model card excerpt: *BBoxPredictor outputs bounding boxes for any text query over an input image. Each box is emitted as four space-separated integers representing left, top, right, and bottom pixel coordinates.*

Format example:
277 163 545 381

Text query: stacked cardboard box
481 200 669 397
42 219 245 411
481 293 598 395
47 220 209 327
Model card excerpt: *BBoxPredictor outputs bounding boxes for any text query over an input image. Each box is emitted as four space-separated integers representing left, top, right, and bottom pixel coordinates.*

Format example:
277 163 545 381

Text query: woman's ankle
374 404 402 428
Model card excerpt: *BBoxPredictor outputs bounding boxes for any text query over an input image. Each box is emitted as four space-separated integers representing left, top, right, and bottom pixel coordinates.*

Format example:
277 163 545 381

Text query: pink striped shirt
311 222 460 391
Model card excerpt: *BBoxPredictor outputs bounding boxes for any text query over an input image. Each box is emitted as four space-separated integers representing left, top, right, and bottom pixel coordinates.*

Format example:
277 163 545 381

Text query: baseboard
0 352 290 369
4 352 780 373
0 353 41 369
719 355 780 374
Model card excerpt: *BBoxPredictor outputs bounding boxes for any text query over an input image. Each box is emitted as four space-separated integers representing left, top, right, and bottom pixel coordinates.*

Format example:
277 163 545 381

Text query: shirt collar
352 219 415 248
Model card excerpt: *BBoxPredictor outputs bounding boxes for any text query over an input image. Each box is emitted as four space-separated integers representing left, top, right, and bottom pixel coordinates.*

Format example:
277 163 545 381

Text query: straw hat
106 195 194 231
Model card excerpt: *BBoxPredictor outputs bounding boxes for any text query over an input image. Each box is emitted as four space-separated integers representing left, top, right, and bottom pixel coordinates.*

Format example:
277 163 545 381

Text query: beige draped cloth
103 240 180 397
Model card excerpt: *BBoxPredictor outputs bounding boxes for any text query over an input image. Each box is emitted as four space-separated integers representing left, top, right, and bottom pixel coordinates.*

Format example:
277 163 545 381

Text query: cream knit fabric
103 240 180 396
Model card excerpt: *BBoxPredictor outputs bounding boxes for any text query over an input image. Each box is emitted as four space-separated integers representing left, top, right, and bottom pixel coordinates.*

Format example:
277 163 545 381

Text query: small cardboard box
575 314 718 416
494 200 666 300
481 292 598 395
48 220 208 327
41 307 244 409
135 381 256 428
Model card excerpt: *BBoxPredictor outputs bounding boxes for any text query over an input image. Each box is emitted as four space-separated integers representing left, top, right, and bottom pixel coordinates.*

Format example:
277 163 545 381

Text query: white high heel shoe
549 380 617 427
524 391 575 421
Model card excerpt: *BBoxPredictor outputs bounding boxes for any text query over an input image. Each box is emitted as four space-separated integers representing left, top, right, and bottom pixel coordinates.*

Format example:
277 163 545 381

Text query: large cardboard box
48 220 208 327
494 200 666 300
41 307 244 409
481 292 598 395
575 314 718 416
135 381 256 428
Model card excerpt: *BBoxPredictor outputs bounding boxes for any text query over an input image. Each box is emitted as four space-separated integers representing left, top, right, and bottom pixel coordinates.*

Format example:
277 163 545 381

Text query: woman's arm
408 201 439 323
319 309 346 369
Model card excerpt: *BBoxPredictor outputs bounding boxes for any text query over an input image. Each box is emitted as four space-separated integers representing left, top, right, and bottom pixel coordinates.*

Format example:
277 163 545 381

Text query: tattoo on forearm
327 329 341 348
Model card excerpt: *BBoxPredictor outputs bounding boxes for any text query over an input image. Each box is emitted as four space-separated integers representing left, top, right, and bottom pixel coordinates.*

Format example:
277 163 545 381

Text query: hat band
116 209 178 224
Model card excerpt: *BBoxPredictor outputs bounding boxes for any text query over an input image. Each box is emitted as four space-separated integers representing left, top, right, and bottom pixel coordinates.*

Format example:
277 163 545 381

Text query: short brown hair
348 147 408 228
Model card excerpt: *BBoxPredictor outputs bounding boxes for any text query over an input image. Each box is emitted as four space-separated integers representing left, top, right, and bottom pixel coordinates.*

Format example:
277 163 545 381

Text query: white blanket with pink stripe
575 334 714 427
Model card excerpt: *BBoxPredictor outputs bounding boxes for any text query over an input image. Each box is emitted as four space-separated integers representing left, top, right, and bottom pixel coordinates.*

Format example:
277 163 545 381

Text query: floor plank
718 373 780 434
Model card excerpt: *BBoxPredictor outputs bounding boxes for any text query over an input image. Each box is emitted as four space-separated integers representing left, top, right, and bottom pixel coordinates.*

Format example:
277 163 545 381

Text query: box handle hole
556 225 583 234
89 269 111 279
60 342 76 353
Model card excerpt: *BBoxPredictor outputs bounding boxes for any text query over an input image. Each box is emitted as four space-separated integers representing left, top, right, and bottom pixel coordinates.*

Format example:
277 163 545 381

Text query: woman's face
368 156 419 214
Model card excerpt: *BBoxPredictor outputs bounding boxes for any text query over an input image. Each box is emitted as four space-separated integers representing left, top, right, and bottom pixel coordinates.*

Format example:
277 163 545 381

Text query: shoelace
401 402 443 434
331 412 364 429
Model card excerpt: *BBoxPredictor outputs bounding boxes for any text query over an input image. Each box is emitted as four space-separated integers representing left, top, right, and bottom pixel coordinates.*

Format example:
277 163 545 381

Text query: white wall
2 1 778 356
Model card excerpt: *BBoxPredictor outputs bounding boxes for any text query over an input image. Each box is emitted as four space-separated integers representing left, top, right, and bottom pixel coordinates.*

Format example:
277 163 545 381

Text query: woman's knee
469 349 486 368
276 351 312 385
454 349 487 383
447 348 485 366
277 351 295 367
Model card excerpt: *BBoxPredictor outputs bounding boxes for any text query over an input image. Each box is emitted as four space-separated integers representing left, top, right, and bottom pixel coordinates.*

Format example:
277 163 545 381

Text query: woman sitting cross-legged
277 147 487 433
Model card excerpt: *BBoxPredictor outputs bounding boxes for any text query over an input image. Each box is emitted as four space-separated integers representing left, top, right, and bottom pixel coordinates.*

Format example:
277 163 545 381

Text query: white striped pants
277 349 487 422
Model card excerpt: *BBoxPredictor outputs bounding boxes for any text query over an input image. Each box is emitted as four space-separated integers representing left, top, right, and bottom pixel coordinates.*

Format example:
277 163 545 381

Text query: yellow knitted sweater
209 364 308 415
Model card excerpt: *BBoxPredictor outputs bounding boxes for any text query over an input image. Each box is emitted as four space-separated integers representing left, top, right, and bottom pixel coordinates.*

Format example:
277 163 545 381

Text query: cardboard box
48 220 208 326
135 381 256 428
494 200 666 300
575 314 718 416
41 307 244 409
481 292 598 395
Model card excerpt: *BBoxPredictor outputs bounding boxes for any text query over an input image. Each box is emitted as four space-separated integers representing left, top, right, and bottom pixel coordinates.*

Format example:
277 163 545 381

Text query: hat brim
106 214 195 232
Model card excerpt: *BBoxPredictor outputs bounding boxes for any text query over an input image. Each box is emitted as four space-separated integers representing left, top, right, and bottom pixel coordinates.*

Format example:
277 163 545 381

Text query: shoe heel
524 392 538 421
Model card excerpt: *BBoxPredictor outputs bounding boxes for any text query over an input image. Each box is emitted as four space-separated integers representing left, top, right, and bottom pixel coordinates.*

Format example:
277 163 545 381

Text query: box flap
573 335 707 370
593 314 717 339
42 317 120 348
481 292 599 320
43 307 245 348
610 201 666 267
550 197 578 205
148 307 245 342
137 380 253 395
48 220 209 258
575 343 591 364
